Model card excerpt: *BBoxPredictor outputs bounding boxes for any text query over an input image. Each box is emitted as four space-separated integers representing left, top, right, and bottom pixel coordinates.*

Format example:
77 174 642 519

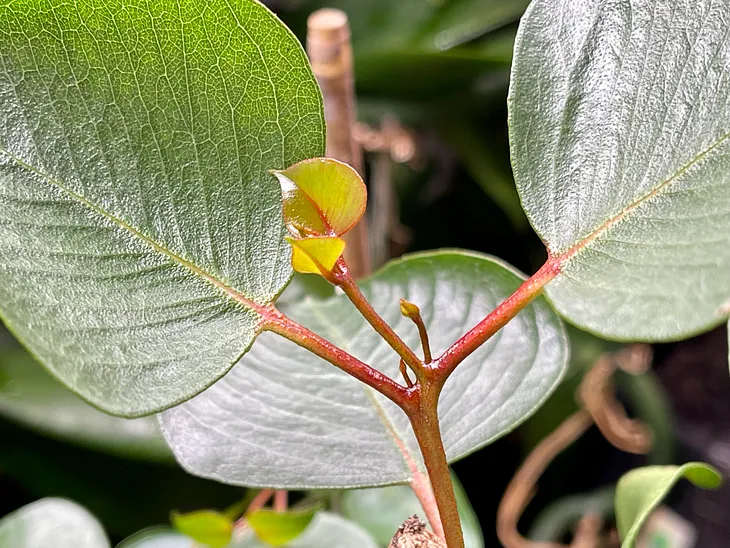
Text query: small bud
399 298 421 319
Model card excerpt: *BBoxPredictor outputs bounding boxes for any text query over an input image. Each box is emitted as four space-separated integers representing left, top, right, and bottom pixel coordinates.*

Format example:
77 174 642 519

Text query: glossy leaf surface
0 0 324 416
161 251 568 488
616 463 722 547
511 0 730 340
0 498 110 548
342 472 484 547
0 349 171 461
274 158 366 237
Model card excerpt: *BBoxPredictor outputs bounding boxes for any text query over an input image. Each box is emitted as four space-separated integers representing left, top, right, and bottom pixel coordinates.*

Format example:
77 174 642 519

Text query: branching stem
264 256 566 547
433 256 561 378
264 307 413 407
334 257 424 372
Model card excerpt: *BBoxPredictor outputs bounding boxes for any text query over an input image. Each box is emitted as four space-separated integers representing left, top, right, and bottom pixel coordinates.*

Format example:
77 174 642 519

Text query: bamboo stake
307 9 371 278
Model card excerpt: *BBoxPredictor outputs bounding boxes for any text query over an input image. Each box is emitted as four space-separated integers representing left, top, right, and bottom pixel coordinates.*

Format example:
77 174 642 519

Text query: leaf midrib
1 147 268 316
556 127 730 263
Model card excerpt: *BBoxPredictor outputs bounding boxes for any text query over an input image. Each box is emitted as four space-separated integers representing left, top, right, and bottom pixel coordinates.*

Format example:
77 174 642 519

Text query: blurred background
1 0 729 546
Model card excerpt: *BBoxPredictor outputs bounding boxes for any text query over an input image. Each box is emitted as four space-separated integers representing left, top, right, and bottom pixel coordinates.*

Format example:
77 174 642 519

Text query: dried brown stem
579 354 653 455
497 410 594 548
307 8 370 278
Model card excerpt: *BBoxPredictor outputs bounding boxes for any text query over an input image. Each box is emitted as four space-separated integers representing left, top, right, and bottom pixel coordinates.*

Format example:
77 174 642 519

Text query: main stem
409 379 463 548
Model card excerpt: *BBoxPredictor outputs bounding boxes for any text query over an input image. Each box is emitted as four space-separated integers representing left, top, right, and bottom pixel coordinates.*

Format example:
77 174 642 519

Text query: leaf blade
510 0 730 340
0 0 324 416
615 462 722 547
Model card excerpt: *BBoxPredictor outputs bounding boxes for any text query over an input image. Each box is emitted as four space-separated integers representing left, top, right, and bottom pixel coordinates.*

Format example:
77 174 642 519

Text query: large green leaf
160 251 568 488
0 0 324 416
0 348 171 461
510 0 730 340
0 498 110 548
615 463 722 547
342 471 483 548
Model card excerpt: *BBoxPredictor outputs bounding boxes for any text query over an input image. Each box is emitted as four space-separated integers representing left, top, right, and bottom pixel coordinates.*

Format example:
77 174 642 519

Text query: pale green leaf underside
342 472 484 548
615 463 722 547
0 498 110 548
0 0 324 416
511 0 730 340
160 251 568 488
0 348 171 461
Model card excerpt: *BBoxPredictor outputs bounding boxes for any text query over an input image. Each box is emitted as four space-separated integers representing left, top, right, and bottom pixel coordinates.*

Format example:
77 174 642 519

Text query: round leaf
160 251 568 488
616 462 722 547
0 0 324 416
273 158 366 237
342 471 484 548
0 498 110 548
510 0 730 340
0 349 171 461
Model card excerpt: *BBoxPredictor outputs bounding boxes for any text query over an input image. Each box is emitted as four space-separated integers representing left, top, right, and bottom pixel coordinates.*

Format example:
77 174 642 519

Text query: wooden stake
307 9 371 278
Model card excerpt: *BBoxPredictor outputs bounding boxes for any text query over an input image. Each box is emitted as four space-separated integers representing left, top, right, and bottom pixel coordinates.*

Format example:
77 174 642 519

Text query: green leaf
0 0 324 416
171 510 233 548
117 528 190 548
273 158 367 237
616 463 722 547
0 498 110 548
510 0 730 341
160 250 568 488
342 471 484 548
231 512 378 548
247 507 319 547
0 348 171 461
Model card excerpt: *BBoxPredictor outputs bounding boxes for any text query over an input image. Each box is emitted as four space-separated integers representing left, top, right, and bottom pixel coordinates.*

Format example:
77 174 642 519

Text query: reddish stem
274 490 288 512
264 307 414 408
246 489 274 516
434 257 561 378
408 383 463 548
334 257 424 372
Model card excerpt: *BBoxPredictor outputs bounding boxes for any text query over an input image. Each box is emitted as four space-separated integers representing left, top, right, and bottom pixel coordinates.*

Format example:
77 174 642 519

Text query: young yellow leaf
273 158 366 237
287 236 346 276
170 510 233 548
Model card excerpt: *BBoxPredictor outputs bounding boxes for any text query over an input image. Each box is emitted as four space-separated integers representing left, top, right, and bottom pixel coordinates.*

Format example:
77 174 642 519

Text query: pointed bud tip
399 299 420 318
